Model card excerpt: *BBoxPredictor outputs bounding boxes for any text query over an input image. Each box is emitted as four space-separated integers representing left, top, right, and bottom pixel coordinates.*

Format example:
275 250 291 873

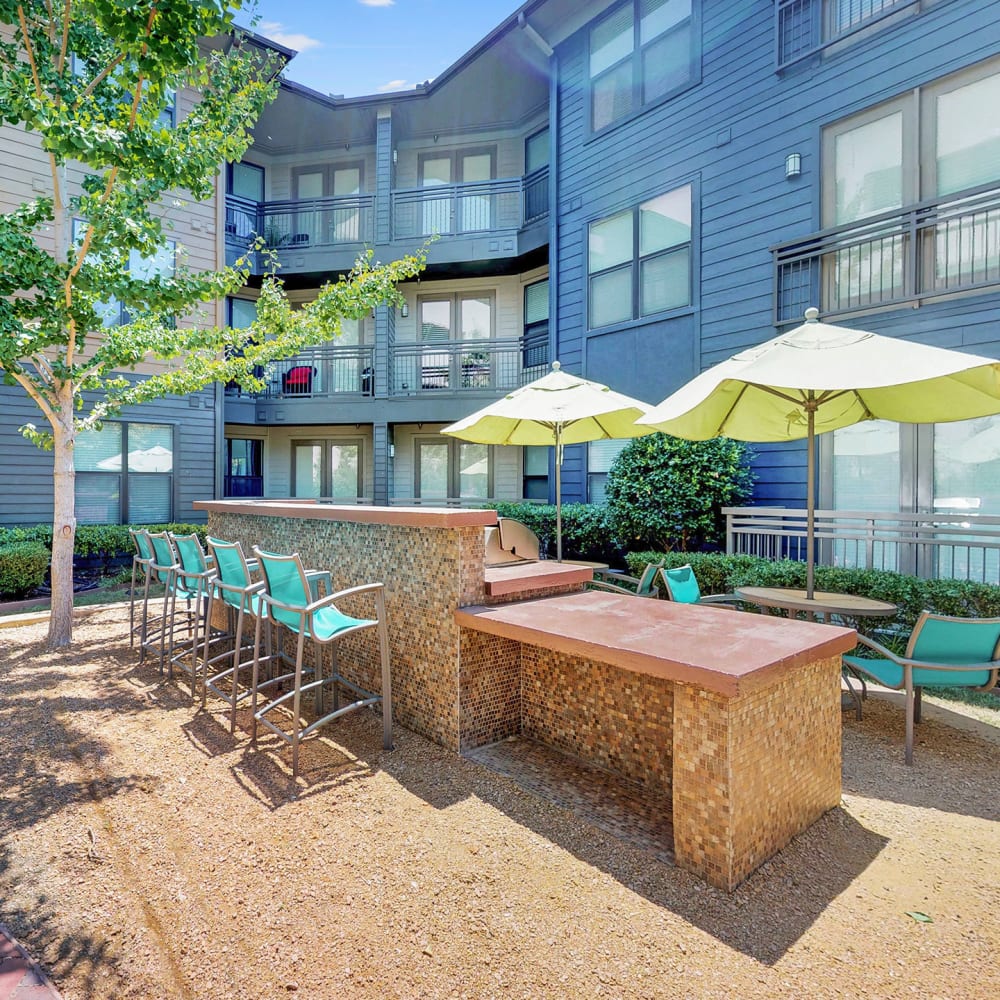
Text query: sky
245 0 521 99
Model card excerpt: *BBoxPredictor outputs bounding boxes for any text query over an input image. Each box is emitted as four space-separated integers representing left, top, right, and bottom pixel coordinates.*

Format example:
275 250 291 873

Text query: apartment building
224 0 1000 523
4 0 999 527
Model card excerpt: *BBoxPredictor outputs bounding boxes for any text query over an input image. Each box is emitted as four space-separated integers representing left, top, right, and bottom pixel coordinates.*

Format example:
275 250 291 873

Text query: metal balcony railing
390 168 549 241
772 182 1000 323
391 338 540 395
725 506 1000 584
224 194 376 252
224 344 375 400
776 0 920 71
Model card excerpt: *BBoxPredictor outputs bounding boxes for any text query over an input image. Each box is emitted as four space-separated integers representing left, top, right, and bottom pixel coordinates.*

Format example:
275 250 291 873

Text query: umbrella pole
806 406 816 601
555 428 563 563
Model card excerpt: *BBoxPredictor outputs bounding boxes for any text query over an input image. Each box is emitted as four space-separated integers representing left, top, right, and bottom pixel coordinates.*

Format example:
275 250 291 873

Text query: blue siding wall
0 382 218 527
552 0 1000 508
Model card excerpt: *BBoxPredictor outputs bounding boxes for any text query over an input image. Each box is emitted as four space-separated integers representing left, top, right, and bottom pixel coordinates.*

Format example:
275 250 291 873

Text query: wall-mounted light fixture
399 301 409 318
785 152 802 179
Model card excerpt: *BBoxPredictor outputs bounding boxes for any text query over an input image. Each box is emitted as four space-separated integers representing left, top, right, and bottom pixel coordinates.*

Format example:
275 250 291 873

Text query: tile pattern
520 646 675 796
458 630 521 750
672 654 842 891
484 581 586 605
208 512 486 750
467 737 674 863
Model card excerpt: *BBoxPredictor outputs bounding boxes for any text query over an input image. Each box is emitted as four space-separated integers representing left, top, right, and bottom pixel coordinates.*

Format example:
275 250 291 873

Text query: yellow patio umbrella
442 361 654 561
637 308 1000 598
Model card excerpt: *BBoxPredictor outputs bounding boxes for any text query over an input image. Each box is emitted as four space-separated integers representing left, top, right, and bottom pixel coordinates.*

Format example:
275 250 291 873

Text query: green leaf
904 911 934 923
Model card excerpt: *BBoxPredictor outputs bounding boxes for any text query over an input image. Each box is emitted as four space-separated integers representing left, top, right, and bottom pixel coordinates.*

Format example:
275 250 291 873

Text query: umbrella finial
551 361 561 371
804 307 820 323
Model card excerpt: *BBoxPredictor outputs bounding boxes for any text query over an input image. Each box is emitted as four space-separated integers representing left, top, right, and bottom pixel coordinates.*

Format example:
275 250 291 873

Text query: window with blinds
589 0 697 133
75 421 173 524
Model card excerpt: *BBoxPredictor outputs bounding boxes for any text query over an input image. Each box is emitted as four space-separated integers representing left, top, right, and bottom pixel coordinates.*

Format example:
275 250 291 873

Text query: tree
0 1 425 646
605 433 755 553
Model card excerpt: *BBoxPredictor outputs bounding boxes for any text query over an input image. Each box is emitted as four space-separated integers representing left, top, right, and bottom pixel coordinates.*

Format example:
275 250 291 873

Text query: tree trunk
47 385 76 647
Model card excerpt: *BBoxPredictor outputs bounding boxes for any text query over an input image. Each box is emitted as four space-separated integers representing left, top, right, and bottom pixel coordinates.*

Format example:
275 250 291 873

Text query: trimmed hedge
0 522 207 559
624 550 1000 633
488 502 624 565
0 541 51 598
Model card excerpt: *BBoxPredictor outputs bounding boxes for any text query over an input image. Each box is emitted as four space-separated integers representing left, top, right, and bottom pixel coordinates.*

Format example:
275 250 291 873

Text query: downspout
518 12 560 506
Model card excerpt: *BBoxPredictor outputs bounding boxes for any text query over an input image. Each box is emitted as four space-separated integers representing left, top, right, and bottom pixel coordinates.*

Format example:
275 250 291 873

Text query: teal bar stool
202 537 266 732
250 547 392 781
128 528 154 649
168 532 218 699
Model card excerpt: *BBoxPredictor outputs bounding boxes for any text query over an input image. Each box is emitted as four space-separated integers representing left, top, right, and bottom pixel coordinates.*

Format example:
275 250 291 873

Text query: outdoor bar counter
195 500 856 890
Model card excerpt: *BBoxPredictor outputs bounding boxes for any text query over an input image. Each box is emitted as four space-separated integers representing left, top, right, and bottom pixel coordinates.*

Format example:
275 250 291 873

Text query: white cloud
258 20 323 52
359 0 395 7
376 79 408 93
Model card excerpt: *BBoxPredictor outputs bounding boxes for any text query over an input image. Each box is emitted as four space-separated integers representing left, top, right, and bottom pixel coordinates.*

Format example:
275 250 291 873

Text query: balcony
776 0 920 71
391 339 545 396
224 344 375 400
225 193 375 264
390 167 549 241
224 167 549 274
773 183 1000 324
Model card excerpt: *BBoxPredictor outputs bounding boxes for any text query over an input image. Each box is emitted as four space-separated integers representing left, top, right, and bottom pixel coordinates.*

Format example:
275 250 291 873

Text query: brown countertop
484 561 594 597
455 590 856 697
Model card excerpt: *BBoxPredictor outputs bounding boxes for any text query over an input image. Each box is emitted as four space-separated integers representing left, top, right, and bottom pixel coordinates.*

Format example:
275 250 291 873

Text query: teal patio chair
141 531 180 671
842 612 1000 764
202 536 265 731
128 528 154 648
250 547 392 781
657 565 741 607
168 532 218 699
588 561 662 598
143 531 206 682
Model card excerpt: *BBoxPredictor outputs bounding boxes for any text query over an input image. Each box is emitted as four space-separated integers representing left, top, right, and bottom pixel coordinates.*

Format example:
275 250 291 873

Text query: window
418 148 496 235
75 422 173 524
822 58 1000 309
588 440 627 503
522 446 550 501
72 219 175 327
825 0 910 38
523 279 549 376
588 184 692 328
590 0 697 133
225 438 263 497
524 129 549 221
417 293 494 389
291 162 365 244
828 414 1000 579
292 439 363 499
415 439 491 500
157 86 176 128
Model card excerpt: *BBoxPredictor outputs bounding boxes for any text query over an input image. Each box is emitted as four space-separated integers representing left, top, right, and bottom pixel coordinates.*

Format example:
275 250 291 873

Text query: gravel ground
1 602 998 1000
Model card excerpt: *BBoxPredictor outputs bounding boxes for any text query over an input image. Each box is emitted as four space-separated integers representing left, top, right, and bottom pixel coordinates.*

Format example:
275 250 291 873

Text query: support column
373 421 390 505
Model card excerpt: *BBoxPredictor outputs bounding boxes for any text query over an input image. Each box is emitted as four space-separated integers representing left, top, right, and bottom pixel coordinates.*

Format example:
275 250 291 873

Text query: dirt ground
1 602 998 1000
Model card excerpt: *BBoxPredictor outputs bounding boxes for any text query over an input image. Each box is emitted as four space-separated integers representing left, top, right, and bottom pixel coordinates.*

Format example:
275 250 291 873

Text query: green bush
0 541 50 599
0 522 207 566
623 550 1000 634
489 502 623 565
606 434 755 552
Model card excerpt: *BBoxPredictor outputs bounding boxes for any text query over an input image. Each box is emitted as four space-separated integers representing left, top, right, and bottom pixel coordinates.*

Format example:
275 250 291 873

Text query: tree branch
8 367 59 427
57 0 71 75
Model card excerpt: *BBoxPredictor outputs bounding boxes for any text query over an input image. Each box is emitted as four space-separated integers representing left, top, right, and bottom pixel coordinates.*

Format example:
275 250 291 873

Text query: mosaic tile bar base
672 654 842 891
207 511 487 751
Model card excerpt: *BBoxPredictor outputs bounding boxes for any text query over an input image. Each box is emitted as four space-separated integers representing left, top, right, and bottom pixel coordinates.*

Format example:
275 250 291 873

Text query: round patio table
734 586 898 719
734 586 897 624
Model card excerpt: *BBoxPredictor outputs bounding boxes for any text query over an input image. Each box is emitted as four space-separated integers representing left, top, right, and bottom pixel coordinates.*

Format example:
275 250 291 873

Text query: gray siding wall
552 0 1000 506
0 383 218 526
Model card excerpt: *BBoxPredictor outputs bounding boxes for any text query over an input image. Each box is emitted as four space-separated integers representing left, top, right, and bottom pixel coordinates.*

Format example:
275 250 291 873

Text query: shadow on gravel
0 844 127 996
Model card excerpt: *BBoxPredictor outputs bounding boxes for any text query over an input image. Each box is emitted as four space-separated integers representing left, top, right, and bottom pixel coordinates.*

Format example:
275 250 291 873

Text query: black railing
224 345 375 399
772 182 1000 323
391 339 536 395
224 194 375 252
775 0 920 71
390 168 549 240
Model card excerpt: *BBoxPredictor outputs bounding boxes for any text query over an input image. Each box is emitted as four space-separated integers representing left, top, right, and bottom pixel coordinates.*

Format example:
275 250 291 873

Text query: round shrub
0 541 50 599
606 433 755 552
